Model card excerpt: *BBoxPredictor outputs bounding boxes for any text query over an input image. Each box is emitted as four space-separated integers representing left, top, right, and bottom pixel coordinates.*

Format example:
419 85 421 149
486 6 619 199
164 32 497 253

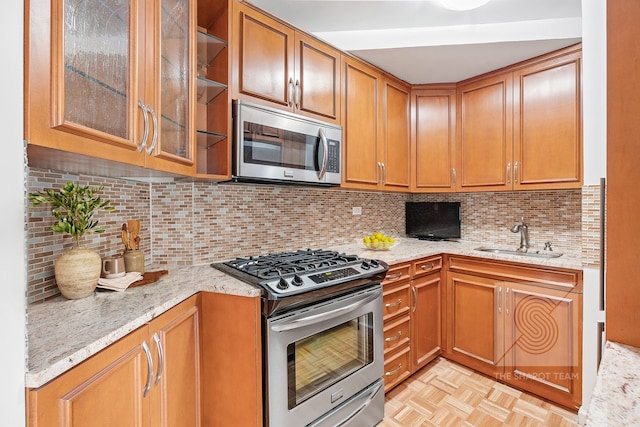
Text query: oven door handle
270 290 380 332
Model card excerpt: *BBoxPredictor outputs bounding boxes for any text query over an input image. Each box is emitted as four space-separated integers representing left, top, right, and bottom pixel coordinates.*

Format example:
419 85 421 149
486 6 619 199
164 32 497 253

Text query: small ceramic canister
123 250 145 274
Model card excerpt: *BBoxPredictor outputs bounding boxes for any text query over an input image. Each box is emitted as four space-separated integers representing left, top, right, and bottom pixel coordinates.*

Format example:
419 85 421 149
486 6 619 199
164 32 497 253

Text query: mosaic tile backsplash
27 168 601 303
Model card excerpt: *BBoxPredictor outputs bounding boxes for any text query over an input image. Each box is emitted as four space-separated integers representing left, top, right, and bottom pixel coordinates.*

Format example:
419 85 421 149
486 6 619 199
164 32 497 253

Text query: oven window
243 121 320 171
287 313 374 409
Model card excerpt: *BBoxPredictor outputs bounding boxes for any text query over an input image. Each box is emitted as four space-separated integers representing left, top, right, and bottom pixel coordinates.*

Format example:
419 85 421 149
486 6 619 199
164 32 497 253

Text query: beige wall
27 168 601 304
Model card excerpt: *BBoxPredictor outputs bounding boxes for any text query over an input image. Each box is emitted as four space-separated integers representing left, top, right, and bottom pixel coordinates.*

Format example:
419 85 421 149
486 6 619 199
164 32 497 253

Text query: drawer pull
385 299 402 308
386 272 403 280
420 262 435 271
385 331 402 342
385 363 402 377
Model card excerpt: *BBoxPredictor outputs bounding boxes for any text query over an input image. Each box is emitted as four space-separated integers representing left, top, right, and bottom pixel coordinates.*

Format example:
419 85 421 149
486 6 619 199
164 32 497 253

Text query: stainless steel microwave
232 100 342 186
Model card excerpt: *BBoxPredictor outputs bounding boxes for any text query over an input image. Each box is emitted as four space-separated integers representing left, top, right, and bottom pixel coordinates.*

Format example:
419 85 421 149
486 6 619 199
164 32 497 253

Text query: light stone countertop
26 264 261 388
586 341 640 426
26 239 582 389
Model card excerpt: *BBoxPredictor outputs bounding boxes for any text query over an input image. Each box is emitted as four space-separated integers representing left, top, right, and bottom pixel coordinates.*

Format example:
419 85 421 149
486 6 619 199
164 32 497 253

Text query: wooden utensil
127 220 139 251
121 224 129 250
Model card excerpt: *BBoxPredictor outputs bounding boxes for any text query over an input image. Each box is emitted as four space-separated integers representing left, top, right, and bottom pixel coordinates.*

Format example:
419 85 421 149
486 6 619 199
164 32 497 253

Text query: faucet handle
544 241 553 251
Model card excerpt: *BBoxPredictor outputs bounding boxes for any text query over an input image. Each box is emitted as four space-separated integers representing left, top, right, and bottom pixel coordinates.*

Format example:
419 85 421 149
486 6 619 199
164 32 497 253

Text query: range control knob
369 259 379 268
292 274 304 286
361 261 370 270
277 278 289 290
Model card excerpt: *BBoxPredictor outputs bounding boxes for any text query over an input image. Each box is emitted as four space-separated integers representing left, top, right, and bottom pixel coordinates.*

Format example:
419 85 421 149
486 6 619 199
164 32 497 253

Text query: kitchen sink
474 247 563 258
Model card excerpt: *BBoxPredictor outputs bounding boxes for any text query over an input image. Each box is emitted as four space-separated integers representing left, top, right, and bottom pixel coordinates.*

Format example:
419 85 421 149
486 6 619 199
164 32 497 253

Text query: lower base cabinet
27 292 264 427
382 256 442 392
27 295 201 427
445 256 582 410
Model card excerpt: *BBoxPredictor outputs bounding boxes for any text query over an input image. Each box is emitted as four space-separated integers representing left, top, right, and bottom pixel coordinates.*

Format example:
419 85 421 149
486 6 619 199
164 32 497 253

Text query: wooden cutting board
129 270 169 288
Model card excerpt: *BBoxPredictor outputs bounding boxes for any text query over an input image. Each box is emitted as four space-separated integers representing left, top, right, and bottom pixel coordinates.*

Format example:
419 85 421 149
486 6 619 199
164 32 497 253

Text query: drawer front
382 281 411 322
383 315 411 356
382 263 411 285
383 345 411 392
413 256 442 278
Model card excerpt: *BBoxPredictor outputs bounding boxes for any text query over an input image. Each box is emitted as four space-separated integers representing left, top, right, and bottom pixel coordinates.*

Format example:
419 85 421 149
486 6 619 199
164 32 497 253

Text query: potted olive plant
29 182 115 299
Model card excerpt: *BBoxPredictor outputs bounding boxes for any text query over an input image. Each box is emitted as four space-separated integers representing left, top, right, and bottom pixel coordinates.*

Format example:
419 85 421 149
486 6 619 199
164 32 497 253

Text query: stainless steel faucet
510 217 530 252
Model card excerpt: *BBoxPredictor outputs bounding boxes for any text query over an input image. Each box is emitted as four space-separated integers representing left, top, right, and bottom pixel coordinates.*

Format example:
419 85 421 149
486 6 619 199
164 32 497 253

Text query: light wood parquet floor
380 357 579 427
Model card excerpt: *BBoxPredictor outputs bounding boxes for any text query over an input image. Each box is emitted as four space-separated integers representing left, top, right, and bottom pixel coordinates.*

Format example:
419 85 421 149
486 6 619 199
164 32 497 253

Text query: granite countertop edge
586 341 640 425
26 240 583 389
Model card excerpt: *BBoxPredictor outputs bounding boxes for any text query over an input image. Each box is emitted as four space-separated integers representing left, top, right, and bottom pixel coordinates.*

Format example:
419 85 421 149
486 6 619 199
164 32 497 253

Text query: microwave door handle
270 290 380 332
317 128 329 180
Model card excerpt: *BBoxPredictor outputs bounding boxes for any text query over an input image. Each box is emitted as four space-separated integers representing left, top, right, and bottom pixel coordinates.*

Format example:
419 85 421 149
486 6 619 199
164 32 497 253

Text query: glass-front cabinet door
60 0 134 143
147 0 195 170
25 0 196 176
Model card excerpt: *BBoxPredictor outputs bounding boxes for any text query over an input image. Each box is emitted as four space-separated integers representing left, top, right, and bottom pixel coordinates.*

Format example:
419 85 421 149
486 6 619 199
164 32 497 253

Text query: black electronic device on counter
405 201 461 241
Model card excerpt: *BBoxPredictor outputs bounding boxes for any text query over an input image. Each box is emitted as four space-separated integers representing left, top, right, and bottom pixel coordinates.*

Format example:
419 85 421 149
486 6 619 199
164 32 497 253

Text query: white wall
1 0 26 425
582 0 607 185
579 0 607 422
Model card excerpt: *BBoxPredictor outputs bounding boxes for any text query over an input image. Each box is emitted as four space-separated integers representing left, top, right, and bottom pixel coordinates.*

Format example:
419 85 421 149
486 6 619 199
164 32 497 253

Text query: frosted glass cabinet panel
25 0 196 176
158 0 193 161
63 0 131 140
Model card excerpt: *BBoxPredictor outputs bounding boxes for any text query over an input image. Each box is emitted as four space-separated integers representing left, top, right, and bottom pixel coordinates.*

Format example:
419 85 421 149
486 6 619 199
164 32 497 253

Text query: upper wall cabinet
455 45 582 192
456 72 514 192
25 0 197 176
512 48 582 190
231 2 341 124
411 87 457 192
342 55 410 191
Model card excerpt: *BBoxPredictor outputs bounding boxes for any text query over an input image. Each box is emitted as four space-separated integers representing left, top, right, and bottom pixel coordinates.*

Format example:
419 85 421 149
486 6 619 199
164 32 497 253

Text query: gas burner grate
224 249 361 280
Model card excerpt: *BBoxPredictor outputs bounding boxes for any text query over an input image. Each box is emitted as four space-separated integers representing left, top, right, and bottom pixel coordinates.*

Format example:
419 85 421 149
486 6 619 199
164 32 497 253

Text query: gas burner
225 249 361 280
212 248 389 304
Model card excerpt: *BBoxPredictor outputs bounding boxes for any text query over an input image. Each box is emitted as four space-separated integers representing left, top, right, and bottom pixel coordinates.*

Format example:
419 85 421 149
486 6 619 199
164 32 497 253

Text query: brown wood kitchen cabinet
27 295 201 427
456 71 514 192
445 256 582 410
382 256 443 392
411 86 457 192
410 256 443 371
455 45 582 192
25 0 197 177
342 56 410 191
232 2 341 124
200 292 263 427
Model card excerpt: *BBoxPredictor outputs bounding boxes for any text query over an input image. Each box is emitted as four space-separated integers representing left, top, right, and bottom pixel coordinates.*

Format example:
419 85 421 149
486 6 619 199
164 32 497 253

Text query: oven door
265 285 384 427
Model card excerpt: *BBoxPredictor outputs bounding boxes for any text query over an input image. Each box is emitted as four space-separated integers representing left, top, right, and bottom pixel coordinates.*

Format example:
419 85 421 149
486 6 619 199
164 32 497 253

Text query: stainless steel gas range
212 249 389 427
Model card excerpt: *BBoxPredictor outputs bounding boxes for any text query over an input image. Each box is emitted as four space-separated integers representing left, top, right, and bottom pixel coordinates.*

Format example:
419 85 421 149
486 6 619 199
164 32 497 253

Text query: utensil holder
123 250 145 274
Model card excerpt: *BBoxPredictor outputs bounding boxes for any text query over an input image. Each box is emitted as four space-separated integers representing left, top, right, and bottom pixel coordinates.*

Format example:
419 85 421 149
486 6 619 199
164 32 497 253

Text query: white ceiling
246 0 582 84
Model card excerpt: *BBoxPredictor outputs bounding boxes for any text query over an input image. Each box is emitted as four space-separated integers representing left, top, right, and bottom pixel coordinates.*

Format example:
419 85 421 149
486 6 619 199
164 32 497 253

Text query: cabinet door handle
514 161 519 183
452 167 457 187
498 287 502 314
386 272 402 281
138 100 149 152
294 79 301 109
385 331 403 342
142 340 154 397
146 104 158 155
385 299 402 308
385 363 402 376
288 77 295 107
377 162 383 184
506 287 510 315
153 332 164 386
411 286 417 312
420 262 435 271
506 162 511 185
381 162 387 184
